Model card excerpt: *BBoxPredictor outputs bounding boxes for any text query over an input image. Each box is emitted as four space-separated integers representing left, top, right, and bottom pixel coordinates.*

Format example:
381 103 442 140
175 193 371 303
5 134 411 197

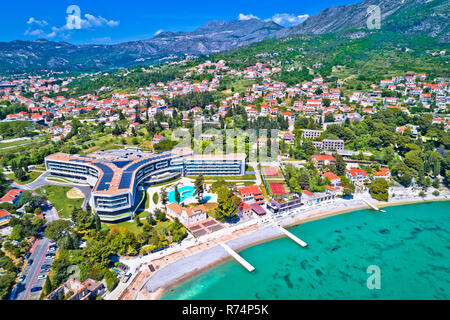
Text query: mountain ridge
0 0 448 73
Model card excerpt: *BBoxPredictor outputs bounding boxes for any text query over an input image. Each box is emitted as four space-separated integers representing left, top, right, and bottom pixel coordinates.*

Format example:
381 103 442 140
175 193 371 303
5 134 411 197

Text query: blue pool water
168 186 212 204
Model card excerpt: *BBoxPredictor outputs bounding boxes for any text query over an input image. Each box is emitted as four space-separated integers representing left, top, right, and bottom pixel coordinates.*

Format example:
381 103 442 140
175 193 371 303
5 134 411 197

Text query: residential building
346 169 368 183
166 203 208 226
266 195 302 215
237 202 253 219
322 172 341 188
311 155 336 169
301 129 323 139
45 279 104 300
152 135 165 144
313 139 345 152
0 189 24 205
372 168 391 181
237 185 265 206
0 209 11 227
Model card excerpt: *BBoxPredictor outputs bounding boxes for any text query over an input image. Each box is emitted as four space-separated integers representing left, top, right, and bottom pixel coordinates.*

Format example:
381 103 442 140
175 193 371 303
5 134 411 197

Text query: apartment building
313 139 345 152
301 129 323 139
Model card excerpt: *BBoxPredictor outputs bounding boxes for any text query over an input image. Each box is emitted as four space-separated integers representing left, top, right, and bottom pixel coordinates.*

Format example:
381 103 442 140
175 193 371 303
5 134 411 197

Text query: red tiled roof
238 202 251 211
0 209 11 218
374 168 391 176
0 189 24 202
312 155 336 162
322 172 340 181
238 185 262 196
346 169 367 177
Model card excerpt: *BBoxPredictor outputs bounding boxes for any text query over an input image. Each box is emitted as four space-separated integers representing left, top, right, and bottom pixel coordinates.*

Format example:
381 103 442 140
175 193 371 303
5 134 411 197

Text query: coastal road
14 202 59 300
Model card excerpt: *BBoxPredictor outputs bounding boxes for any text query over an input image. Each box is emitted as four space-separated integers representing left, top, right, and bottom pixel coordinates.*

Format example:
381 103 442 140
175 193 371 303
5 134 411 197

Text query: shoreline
140 196 449 300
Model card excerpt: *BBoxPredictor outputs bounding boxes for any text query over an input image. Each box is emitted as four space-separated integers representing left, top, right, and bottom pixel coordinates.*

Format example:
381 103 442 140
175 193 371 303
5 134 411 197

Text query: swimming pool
168 186 212 204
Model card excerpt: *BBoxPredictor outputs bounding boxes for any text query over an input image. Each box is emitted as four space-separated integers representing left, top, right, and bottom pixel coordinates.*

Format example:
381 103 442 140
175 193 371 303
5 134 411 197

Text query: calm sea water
162 201 450 300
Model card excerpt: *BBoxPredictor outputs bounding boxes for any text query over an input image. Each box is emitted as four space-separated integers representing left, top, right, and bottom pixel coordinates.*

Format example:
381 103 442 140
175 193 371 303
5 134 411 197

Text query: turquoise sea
162 201 450 300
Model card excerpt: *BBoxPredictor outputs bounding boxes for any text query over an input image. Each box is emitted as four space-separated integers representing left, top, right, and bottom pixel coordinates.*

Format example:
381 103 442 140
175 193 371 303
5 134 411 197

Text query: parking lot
15 241 57 300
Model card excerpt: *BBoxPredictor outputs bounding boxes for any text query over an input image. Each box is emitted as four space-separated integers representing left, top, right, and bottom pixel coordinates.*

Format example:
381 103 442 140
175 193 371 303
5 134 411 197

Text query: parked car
38 274 47 280
122 273 132 283
18 275 26 282
27 259 34 266
46 253 56 258
30 287 42 293
24 252 31 259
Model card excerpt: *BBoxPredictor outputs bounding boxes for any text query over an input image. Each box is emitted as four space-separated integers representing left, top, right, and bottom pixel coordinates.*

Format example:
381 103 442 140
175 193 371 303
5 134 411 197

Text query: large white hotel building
45 148 246 222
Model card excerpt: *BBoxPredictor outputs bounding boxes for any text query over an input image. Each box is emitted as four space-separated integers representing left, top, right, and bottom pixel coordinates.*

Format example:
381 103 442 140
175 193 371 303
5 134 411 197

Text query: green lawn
36 185 84 219
0 139 31 149
246 165 255 172
7 171 43 185
102 218 171 234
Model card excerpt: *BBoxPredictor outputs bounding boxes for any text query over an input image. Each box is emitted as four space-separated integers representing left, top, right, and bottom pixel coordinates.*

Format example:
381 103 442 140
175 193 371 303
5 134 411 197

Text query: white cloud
154 29 164 36
238 13 260 21
81 14 119 29
237 12 309 27
24 13 119 40
24 28 56 38
269 13 309 27
25 29 44 36
27 17 48 27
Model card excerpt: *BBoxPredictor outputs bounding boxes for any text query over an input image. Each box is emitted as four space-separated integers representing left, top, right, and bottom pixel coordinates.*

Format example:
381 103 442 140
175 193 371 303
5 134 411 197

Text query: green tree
44 220 72 242
369 178 389 202
40 276 53 299
215 186 240 221
147 214 156 226
398 172 412 187
160 188 168 206
134 215 142 227
174 185 181 204
335 154 346 176
94 214 101 232
194 174 205 204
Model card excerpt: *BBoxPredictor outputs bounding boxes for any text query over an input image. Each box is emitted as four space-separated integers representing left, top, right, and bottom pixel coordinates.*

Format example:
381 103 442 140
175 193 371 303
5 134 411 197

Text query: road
9 170 92 299
14 202 59 300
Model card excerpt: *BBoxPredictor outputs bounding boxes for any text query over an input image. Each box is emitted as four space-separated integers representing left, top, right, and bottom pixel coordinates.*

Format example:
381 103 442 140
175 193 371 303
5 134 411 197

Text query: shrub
104 270 119 292
153 192 159 205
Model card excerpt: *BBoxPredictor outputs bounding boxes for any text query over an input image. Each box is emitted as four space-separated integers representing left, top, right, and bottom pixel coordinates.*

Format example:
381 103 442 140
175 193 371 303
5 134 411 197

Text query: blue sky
3 0 359 44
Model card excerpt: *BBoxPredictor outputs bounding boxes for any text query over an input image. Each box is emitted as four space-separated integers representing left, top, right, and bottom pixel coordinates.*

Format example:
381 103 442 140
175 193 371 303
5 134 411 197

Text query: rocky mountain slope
0 0 447 73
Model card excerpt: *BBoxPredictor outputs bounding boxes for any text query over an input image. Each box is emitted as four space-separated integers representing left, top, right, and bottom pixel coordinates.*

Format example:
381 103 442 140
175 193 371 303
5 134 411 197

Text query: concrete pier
362 199 386 212
220 243 255 272
278 226 308 247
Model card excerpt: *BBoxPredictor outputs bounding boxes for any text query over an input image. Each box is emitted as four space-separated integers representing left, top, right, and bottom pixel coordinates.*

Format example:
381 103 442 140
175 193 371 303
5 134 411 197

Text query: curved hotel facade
45 148 246 222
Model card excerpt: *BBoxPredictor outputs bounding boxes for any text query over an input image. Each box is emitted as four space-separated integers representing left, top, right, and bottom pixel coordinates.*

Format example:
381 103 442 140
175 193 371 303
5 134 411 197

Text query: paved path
11 172 92 211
